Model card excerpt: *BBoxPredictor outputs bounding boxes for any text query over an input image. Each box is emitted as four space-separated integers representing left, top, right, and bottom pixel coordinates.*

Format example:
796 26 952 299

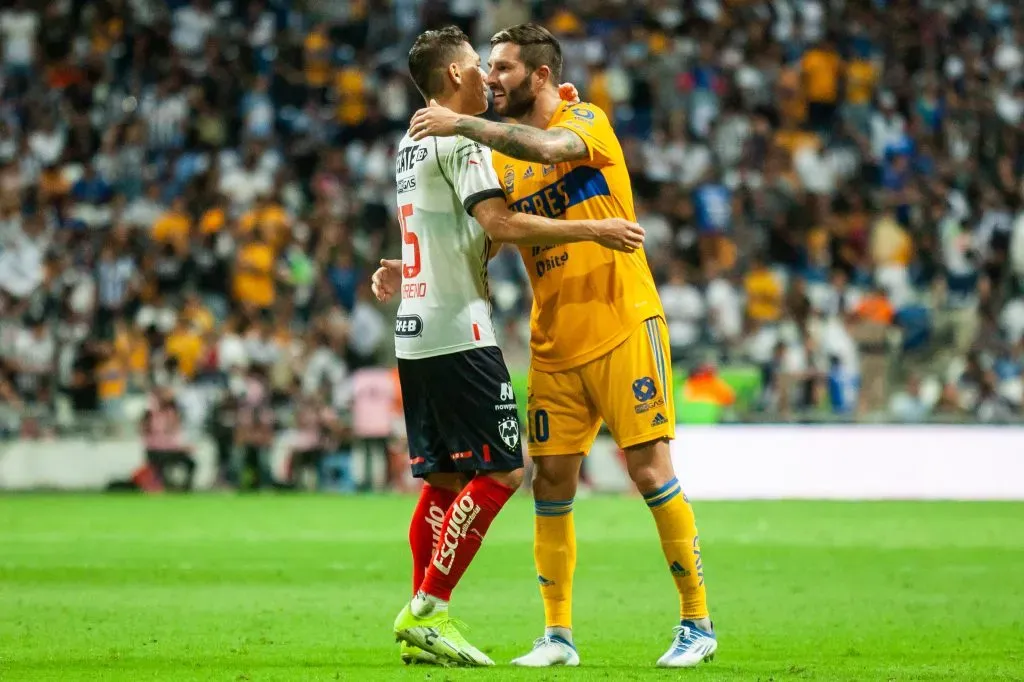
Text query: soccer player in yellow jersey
408 23 716 668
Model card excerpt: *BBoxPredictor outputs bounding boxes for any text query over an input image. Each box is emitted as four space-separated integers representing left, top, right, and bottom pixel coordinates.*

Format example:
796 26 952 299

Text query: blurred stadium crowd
0 0 1023 481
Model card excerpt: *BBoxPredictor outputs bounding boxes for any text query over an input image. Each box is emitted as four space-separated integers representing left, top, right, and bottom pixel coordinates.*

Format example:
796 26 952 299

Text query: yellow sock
643 477 709 621
534 498 576 629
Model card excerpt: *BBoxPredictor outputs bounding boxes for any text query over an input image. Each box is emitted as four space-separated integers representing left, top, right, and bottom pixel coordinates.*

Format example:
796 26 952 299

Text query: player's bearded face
492 71 536 118
487 45 536 119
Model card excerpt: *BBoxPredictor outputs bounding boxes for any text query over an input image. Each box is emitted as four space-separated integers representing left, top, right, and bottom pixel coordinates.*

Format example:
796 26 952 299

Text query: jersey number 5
398 203 421 278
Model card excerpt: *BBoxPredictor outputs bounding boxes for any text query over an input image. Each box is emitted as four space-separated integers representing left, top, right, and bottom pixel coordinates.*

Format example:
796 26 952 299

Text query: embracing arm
471 197 642 250
452 118 588 165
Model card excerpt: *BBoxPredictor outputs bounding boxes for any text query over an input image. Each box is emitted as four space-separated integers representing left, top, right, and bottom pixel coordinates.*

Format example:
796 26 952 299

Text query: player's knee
424 472 467 493
531 456 581 499
485 468 524 491
627 462 667 493
624 439 675 492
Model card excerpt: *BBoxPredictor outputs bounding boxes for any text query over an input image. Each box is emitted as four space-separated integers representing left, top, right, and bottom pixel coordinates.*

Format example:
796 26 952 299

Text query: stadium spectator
142 385 196 492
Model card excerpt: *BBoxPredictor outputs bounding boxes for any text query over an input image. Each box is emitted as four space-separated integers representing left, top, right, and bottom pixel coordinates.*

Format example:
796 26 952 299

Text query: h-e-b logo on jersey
395 315 423 337
632 376 664 414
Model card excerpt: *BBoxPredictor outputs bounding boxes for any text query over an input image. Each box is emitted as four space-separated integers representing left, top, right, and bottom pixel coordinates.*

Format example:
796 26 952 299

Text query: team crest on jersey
503 165 515 194
542 164 556 176
523 166 534 179
572 107 595 123
498 417 520 449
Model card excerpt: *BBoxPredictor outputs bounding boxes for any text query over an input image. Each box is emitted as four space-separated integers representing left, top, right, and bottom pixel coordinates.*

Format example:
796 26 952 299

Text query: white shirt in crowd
1000 298 1024 345
705 277 743 342
869 110 907 162
171 4 217 56
636 210 672 254
218 332 248 371
122 196 166 229
244 333 281 369
679 142 713 188
0 226 43 299
744 324 779 365
28 128 65 167
659 281 705 349
13 326 54 375
140 89 189 148
136 303 177 333
1010 211 1024 278
0 8 38 66
302 346 351 410
219 165 274 211
820 316 861 376
348 300 387 360
642 134 687 184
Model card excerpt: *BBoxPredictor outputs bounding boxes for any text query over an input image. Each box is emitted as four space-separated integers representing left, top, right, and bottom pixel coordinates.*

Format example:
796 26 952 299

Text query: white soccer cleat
656 620 717 667
510 635 580 667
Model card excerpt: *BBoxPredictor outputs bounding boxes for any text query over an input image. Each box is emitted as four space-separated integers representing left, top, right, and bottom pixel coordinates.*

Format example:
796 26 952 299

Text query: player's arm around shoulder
411 102 590 166
457 115 588 166
470 196 643 252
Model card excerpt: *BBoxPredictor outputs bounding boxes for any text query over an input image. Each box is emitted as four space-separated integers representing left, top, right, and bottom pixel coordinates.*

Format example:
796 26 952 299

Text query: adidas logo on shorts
651 413 668 427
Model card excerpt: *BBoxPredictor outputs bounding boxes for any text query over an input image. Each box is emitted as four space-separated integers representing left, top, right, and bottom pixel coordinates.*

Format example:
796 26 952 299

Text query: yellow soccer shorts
525 316 675 455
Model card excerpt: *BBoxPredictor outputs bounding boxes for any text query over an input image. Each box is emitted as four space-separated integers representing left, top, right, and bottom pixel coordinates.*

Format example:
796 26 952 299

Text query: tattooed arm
407 100 589 164
451 118 589 165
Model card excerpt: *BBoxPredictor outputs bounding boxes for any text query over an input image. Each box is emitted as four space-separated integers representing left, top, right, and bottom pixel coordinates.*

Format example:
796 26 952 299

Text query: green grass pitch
1 494 1022 681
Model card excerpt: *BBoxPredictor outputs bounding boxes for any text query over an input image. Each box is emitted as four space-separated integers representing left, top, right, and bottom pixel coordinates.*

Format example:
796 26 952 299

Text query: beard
493 77 536 119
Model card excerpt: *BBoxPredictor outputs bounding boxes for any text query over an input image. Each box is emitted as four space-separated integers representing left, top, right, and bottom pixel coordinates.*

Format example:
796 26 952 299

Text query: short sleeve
551 104 615 167
444 138 505 215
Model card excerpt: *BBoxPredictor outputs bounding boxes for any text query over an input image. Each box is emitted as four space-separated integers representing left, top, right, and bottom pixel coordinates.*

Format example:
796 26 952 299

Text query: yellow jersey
491 102 663 373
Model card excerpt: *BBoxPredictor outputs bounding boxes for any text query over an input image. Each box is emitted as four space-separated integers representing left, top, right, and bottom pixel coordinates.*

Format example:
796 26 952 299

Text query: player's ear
448 62 462 87
533 65 552 90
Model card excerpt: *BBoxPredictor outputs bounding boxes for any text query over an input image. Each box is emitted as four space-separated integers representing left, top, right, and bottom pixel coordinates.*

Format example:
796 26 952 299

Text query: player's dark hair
490 23 563 82
407 26 470 99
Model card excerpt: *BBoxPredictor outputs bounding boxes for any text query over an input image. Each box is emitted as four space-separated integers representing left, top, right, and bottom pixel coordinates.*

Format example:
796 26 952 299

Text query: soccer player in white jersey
371 26 644 667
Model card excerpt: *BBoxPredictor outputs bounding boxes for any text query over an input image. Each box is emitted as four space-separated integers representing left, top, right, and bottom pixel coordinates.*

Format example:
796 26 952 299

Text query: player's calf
625 439 714 652
408 474 465 595
419 470 520 603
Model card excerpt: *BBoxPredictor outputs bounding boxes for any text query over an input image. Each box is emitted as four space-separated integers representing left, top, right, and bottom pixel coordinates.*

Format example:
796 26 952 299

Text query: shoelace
531 635 575 651
438 617 471 639
531 636 554 649
671 625 694 647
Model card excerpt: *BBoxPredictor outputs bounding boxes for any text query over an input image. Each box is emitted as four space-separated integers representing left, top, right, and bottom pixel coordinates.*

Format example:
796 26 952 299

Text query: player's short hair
407 26 470 99
490 23 562 83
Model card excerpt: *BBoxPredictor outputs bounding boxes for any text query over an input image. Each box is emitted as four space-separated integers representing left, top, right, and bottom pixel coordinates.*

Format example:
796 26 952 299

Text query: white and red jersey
393 133 504 360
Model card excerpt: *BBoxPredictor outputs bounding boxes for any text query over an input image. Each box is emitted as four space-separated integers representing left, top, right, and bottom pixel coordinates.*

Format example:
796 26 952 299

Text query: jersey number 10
398 203 420 279
527 409 549 444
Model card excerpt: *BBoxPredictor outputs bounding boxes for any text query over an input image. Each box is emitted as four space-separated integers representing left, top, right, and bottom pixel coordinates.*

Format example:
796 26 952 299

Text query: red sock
420 475 516 601
409 483 458 596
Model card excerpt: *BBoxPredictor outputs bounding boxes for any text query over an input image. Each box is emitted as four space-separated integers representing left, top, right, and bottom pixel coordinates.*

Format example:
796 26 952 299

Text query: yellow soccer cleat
399 640 441 666
393 601 494 666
